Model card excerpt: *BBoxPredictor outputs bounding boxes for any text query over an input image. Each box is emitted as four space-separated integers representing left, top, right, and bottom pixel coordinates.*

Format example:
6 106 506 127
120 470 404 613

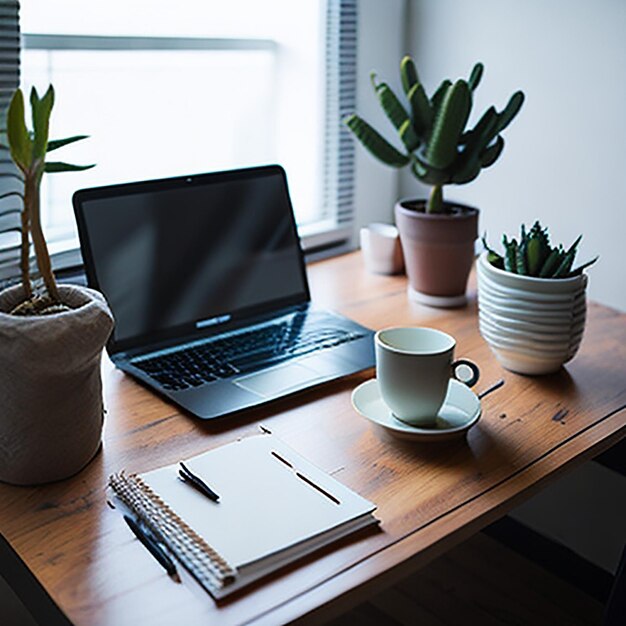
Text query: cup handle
451 359 480 387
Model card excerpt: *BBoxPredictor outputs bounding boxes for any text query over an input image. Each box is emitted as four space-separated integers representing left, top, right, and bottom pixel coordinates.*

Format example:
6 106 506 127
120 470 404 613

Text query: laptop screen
74 166 309 351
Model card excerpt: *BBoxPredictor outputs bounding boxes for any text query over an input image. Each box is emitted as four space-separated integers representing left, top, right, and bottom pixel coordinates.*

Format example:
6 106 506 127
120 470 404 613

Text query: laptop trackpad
234 363 324 398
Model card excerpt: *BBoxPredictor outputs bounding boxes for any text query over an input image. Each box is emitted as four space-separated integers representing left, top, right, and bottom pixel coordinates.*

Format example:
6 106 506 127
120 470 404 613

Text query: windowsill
0 237 83 282
299 220 353 253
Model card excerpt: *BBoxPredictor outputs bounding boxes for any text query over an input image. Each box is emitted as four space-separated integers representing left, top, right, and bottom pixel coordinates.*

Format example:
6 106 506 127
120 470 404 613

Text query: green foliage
5 86 94 177
7 89 31 171
1 85 94 305
483 221 598 279
47 135 88 152
344 56 524 213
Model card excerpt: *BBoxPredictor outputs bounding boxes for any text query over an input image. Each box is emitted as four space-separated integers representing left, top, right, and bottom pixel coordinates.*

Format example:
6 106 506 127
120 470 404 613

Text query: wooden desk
1 252 625 625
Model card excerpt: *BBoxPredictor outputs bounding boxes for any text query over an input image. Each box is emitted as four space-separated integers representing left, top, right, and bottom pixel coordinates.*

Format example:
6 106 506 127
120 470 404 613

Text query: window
11 0 357 270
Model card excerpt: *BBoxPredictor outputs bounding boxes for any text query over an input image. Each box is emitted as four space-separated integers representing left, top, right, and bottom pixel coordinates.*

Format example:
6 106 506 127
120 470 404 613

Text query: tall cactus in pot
345 56 524 214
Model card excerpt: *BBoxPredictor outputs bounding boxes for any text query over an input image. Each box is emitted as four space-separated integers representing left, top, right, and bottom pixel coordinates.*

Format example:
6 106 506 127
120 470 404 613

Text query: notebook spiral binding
109 472 237 591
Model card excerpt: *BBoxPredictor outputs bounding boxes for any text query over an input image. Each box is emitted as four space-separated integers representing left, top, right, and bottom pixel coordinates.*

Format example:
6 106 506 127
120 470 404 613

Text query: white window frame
0 0 365 284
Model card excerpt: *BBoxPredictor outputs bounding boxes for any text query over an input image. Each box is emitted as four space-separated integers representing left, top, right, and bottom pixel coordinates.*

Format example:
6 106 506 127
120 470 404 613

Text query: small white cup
375 327 480 426
360 223 404 275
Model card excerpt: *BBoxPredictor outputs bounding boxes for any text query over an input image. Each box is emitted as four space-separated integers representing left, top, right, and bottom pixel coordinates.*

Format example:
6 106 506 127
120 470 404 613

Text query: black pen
179 462 220 502
123 515 181 583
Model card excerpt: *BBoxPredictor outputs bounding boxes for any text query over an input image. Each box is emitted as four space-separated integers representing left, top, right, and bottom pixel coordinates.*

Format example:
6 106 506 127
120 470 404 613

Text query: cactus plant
482 221 598 278
1 85 93 314
345 56 524 214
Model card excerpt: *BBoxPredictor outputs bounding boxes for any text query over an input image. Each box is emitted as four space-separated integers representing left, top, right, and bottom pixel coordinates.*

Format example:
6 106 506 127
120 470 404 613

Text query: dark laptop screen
75 166 309 349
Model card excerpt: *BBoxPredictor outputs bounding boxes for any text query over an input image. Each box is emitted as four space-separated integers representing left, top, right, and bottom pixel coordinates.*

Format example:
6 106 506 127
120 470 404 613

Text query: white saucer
351 378 482 442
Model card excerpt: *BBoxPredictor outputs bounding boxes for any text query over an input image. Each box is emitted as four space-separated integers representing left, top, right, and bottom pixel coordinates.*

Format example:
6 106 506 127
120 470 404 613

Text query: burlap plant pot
0 284 114 485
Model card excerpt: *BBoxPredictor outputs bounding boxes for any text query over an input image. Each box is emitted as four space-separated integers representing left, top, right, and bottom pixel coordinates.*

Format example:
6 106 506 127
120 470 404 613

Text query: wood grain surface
1 251 625 626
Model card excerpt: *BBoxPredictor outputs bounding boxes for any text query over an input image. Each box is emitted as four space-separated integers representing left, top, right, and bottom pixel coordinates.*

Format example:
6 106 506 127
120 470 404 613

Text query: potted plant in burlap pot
479 222 597 374
346 56 524 307
0 86 113 485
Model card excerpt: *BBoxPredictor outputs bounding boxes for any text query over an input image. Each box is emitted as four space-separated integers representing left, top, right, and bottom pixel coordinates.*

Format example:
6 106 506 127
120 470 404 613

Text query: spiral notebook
108 433 377 599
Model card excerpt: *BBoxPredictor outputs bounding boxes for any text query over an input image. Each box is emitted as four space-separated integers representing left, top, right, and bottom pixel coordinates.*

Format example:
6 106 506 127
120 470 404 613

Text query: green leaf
426 79 471 169
6 89 32 171
468 62 484 91
29 86 41 118
31 85 54 160
503 236 518 274
410 152 450 185
480 136 504 168
451 155 481 184
407 83 432 135
497 90 525 133
487 251 504 269
539 248 563 278
369 71 379 92
553 250 576 278
526 236 546 276
345 115 410 167
376 82 411 132
431 79 452 113
464 106 499 147
483 231 505 268
398 119 420 152
568 256 598 276
529 221 551 256
516 235 528 274
400 55 419 96
47 135 89 152
452 110 499 182
44 161 95 173
565 234 582 255
481 233 498 255
550 235 582 278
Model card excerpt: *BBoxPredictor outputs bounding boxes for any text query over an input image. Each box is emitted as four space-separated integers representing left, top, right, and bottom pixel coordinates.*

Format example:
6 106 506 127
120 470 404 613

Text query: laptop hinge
112 302 311 363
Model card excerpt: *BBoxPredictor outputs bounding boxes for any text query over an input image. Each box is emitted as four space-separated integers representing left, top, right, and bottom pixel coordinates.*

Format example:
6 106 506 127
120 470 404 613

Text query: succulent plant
345 56 524 214
483 221 598 279
0 85 93 314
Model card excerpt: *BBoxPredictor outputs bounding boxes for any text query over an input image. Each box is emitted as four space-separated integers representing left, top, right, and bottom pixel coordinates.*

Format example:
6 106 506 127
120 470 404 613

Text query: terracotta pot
0 284 114 485
394 200 478 307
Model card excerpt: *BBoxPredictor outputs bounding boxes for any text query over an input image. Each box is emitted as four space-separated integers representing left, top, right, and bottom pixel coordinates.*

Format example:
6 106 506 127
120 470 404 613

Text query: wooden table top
1 251 625 626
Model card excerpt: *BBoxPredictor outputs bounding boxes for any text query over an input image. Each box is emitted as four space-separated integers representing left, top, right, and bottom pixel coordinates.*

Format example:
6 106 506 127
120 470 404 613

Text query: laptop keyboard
131 313 365 391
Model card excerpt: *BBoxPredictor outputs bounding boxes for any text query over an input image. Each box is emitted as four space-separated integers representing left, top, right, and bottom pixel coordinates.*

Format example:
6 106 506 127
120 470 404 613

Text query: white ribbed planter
0 284 114 485
477 253 588 375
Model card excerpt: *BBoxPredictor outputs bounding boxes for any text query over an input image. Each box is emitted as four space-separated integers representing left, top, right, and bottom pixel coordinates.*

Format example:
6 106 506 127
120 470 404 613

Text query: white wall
398 0 626 311
353 0 406 234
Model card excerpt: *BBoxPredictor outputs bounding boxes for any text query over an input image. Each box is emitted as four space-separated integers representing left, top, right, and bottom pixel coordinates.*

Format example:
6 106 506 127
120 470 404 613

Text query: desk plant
0 86 114 485
346 56 524 306
482 221 597 277
477 221 597 375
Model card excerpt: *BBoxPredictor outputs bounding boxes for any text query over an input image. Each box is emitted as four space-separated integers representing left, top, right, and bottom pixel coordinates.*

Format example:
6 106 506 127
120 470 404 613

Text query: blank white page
141 435 375 568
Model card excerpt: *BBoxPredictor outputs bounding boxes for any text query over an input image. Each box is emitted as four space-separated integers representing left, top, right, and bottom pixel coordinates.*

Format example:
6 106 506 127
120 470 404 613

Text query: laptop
73 165 375 419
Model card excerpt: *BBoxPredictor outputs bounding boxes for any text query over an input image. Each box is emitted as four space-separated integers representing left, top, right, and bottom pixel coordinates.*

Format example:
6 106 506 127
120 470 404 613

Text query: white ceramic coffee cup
360 223 404 275
375 327 480 426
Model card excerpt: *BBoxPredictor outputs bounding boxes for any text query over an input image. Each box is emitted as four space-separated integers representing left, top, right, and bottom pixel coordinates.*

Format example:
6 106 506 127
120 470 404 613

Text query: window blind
0 0 20 284
308 0 358 253
329 0 357 228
